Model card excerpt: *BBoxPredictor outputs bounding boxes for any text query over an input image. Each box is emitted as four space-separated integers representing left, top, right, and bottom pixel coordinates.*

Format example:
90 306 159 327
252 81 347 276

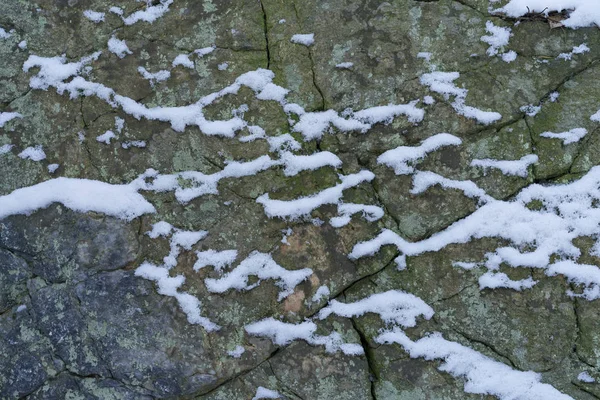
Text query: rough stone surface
1 0 600 399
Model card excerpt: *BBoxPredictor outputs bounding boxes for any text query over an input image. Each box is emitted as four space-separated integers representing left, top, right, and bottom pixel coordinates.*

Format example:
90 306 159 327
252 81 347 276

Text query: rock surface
1 0 600 399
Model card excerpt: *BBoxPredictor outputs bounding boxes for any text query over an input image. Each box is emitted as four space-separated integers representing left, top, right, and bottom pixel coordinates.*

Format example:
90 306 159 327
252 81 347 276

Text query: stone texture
1 0 600 399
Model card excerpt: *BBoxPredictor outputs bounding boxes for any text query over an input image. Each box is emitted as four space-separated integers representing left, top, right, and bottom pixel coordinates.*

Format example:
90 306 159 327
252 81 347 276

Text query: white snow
549 92 560 102
377 133 462 175
109 6 124 16
420 72 501 125
108 36 132 58
540 128 587 145
83 10 105 23
350 165 600 301
252 387 281 400
245 318 363 355
573 43 590 54
546 260 600 300
257 170 375 219
96 130 116 144
558 43 590 60
47 164 59 173
23 51 102 90
279 151 341 176
0 176 155 221
204 252 313 301
423 95 435 105
312 285 330 302
496 1 600 29
578 371 595 383
0 27 11 39
0 144 13 155
163 230 208 268
239 125 266 143
330 203 384 227
23 56 422 143
478 271 537 291
227 345 245 358
115 116 125 133
256 83 289 102
0 112 22 128
143 155 276 203
218 62 229 71
280 227 293 245
353 102 424 125
172 54 194 68
121 0 174 25
481 21 511 56
471 154 538 177
417 52 432 62
18 146 46 161
376 330 572 399
411 171 493 203
520 104 541 116
453 261 479 270
194 249 238 271
23 59 280 138
290 109 368 141
267 134 301 152
319 290 434 327
501 50 517 63
284 101 425 141
194 46 216 57
138 66 170 86
336 62 354 69
290 33 315 46
18 40 27 50
135 262 219 331
420 72 467 98
147 221 173 238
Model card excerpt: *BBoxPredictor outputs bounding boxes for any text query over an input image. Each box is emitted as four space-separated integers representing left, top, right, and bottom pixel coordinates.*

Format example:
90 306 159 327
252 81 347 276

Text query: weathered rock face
1 0 600 399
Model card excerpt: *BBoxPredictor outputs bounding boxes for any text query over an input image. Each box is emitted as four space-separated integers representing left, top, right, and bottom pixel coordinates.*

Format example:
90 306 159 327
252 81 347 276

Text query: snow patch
481 21 511 56
319 290 434 327
83 10 105 23
540 128 587 145
0 177 155 221
138 66 170 86
377 133 462 175
471 155 538 177
194 249 238 272
96 130 116 144
121 0 173 25
108 36 132 58
252 387 281 400
376 330 572 399
496 1 600 29
204 252 313 301
257 170 375 219
135 262 219 331
227 345 245 358
245 318 363 355
330 203 384 228
18 146 46 161
290 33 315 46
420 72 501 125
411 171 493 203
0 112 22 128
478 272 537 291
